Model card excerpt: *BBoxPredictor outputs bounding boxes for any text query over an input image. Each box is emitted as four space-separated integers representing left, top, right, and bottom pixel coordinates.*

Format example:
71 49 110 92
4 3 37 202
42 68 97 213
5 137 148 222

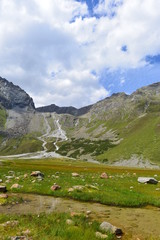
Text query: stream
0 193 160 239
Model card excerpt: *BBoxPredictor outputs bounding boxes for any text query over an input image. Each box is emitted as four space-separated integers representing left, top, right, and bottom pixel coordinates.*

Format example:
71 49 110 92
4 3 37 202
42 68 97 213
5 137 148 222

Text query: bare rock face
0 77 35 110
36 103 92 116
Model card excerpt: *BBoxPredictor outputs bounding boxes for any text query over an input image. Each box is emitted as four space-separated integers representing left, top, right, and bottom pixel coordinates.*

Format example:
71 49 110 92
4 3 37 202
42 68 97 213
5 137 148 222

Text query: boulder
138 177 158 184
30 171 44 178
0 185 7 193
51 184 61 191
100 173 108 179
100 222 123 237
100 222 116 233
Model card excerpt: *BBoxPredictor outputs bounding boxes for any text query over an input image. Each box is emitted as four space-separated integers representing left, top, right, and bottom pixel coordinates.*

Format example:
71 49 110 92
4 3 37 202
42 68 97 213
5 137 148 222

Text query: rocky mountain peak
0 77 35 110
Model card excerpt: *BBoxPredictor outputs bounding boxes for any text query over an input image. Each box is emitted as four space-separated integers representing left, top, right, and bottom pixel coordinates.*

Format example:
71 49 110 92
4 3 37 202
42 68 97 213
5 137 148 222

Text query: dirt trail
1 193 160 239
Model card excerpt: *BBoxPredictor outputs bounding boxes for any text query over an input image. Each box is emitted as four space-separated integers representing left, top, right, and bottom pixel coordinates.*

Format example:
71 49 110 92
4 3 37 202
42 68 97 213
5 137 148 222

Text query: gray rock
0 77 35 110
138 177 158 184
0 185 7 193
5 176 14 179
100 222 116 233
30 171 44 178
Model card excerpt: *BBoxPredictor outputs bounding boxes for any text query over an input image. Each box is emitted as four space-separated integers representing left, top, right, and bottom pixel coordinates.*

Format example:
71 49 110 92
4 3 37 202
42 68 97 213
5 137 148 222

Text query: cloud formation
0 0 160 107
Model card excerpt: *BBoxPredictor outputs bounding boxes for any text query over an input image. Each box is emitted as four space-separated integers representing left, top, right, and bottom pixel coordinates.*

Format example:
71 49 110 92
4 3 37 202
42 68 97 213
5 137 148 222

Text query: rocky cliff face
36 103 92 116
0 77 35 110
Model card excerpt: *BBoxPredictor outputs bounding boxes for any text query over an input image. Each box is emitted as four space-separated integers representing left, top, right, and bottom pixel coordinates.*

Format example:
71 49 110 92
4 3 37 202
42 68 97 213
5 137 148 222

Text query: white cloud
0 0 160 107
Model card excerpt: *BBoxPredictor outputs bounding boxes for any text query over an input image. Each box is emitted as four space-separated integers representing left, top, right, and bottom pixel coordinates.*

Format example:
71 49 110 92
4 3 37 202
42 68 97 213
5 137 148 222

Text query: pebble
95 232 108 239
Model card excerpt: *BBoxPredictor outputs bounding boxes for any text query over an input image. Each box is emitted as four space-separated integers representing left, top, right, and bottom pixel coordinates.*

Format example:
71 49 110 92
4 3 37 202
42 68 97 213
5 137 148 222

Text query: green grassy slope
97 113 160 163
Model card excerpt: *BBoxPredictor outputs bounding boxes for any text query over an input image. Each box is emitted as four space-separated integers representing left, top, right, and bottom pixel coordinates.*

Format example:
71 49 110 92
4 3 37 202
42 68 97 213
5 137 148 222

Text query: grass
97 113 160 163
0 212 115 240
0 105 7 129
1 158 160 207
0 134 43 155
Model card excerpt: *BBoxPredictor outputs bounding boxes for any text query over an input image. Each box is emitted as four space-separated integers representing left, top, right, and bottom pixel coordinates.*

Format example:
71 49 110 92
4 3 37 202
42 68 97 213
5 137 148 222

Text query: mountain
36 103 92 116
0 77 160 168
0 77 35 110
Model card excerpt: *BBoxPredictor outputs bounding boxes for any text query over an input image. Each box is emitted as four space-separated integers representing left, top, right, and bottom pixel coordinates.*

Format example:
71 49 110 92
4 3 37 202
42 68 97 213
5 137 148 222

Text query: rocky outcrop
36 103 92 116
0 77 35 110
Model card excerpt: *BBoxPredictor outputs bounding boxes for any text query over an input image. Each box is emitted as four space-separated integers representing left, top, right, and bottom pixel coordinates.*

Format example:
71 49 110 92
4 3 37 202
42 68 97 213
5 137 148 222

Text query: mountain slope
0 76 35 110
0 77 160 167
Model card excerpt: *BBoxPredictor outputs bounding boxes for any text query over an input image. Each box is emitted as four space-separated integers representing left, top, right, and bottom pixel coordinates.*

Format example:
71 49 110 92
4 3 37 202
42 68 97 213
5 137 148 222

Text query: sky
0 0 160 108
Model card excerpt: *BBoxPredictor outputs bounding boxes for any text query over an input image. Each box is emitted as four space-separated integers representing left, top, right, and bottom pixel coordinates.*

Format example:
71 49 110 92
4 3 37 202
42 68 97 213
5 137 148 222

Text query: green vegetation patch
0 213 115 240
57 138 115 158
0 105 7 129
0 134 43 155
1 159 160 207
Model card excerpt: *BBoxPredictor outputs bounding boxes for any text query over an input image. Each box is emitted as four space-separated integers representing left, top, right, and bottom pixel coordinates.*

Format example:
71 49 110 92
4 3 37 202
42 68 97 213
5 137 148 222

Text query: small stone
0 185 7 193
95 232 108 239
51 184 61 191
11 236 27 240
8 171 15 175
72 173 80 177
115 228 123 238
0 194 8 199
5 180 10 183
68 188 74 193
86 210 91 215
100 173 108 179
70 212 81 217
66 219 74 225
0 179 3 183
24 174 28 178
22 229 31 235
11 184 22 189
0 220 19 227
5 176 14 179
72 185 84 191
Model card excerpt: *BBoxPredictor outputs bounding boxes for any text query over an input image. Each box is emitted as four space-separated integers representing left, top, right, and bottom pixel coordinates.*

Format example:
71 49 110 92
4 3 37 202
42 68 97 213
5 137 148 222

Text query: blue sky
0 0 160 107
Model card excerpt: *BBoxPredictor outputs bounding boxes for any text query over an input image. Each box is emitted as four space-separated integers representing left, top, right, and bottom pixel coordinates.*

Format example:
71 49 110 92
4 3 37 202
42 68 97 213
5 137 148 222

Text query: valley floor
0 158 160 239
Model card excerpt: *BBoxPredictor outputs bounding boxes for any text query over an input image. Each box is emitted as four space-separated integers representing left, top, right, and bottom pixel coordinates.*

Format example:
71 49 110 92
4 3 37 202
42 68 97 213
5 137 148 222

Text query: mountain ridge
1 76 160 167
0 76 35 110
